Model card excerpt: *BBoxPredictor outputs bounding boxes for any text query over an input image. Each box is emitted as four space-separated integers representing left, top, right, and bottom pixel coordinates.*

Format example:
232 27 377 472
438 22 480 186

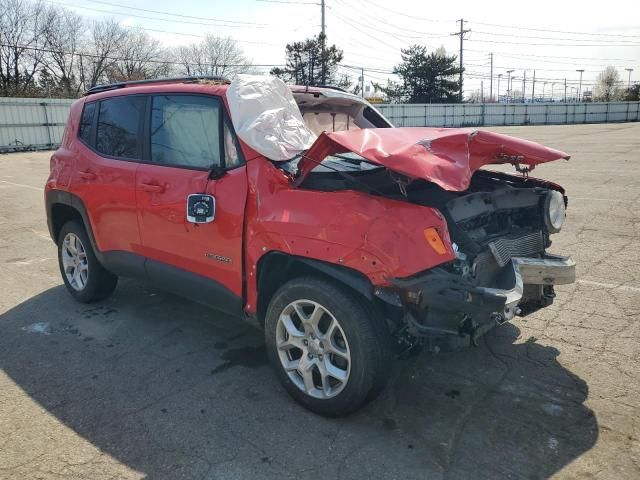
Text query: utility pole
576 69 584 103
626 68 634 91
522 70 526 103
564 78 567 102
531 70 536 102
489 53 493 101
361 67 364 98
506 69 514 103
481 80 484 103
497 74 502 103
551 83 555 101
451 19 470 102
320 0 326 84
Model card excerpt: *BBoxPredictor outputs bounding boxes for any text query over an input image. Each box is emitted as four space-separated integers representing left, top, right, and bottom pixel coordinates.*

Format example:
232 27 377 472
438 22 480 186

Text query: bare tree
594 66 623 102
107 28 171 82
174 35 251 79
43 7 84 96
0 0 50 95
77 19 127 92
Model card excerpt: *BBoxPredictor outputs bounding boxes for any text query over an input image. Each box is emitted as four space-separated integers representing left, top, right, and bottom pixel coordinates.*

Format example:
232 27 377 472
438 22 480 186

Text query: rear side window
96 96 145 159
150 95 222 169
78 102 95 144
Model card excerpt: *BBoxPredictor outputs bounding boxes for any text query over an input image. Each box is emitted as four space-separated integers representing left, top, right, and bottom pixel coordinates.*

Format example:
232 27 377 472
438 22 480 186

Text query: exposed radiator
488 231 545 267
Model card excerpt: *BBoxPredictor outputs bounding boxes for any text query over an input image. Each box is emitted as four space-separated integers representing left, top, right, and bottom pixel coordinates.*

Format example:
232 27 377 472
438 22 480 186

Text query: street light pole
626 68 634 91
576 69 584 102
320 0 326 84
489 53 493 101
531 70 536 102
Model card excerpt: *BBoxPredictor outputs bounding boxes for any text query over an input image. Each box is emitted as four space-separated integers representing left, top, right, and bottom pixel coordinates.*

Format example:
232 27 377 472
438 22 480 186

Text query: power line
465 49 639 63
471 30 640 44
136 27 282 47
470 20 640 39
255 0 319 4
355 0 453 23
465 53 637 69
0 42 284 68
331 12 412 50
81 0 268 25
468 37 640 47
46 0 267 28
329 5 434 43
333 0 451 38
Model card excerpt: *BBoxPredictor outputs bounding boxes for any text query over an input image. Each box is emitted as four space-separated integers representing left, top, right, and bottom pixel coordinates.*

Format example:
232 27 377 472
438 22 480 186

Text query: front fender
243 158 456 313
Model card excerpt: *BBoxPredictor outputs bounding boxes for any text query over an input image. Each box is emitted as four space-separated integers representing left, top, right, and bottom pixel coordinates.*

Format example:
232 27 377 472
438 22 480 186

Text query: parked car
45 75 575 416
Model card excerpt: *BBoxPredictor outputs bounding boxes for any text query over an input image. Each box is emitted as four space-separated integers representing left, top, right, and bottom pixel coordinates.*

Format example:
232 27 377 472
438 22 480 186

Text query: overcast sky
53 0 639 98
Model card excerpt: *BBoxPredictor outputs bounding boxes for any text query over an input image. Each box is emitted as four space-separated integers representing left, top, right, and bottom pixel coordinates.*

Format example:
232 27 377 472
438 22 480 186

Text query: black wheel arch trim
256 251 377 321
46 189 100 252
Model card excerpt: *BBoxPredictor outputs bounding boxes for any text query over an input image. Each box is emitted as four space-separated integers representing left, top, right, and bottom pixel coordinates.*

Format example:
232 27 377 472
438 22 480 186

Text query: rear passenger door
135 94 247 313
73 95 145 255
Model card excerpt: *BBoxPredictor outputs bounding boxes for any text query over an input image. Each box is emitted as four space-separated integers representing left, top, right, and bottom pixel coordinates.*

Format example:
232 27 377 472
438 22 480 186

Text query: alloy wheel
61 232 89 291
275 299 351 399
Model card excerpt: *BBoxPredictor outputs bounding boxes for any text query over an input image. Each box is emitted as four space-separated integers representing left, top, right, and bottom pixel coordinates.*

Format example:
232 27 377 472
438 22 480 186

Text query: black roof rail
85 76 230 96
312 85 349 93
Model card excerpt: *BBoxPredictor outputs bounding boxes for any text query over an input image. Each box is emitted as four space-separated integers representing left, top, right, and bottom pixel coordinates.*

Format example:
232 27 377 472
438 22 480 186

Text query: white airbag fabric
226 75 317 161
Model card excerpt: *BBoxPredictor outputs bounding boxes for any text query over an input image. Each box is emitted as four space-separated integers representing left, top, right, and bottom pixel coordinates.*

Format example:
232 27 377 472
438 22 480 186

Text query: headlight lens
544 190 566 233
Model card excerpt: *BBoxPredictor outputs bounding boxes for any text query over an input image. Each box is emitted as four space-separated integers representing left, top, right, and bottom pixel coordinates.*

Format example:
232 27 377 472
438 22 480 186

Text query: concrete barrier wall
376 101 640 128
1 97 638 152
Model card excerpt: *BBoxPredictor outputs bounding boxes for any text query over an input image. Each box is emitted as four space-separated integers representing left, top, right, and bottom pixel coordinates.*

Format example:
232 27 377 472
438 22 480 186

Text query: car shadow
0 280 597 479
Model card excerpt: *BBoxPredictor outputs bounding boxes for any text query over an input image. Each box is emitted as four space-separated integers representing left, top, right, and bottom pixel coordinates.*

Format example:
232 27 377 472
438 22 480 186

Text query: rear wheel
57 220 117 302
265 276 392 416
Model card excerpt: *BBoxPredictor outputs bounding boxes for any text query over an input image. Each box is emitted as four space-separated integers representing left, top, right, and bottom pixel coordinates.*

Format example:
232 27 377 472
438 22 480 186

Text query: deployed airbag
226 75 317 161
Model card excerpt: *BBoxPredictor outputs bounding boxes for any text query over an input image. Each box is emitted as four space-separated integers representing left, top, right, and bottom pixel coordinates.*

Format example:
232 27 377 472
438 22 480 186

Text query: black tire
57 220 118 303
265 276 393 416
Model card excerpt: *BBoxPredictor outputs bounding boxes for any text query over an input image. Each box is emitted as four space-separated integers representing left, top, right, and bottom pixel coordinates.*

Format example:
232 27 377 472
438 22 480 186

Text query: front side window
95 96 145 159
79 102 96 145
150 95 222 169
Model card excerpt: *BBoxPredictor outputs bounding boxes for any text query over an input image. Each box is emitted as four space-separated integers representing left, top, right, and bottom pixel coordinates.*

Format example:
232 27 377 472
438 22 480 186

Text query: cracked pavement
1 123 639 479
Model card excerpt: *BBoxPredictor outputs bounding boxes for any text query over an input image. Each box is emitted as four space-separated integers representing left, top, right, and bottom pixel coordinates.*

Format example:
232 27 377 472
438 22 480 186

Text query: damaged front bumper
388 254 575 347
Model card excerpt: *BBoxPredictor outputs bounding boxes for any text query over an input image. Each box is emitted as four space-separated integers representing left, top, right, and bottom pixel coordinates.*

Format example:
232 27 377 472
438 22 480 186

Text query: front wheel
265 277 393 416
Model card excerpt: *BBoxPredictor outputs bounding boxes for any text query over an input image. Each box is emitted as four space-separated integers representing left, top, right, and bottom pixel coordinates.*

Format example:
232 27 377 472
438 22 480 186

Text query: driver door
135 94 247 313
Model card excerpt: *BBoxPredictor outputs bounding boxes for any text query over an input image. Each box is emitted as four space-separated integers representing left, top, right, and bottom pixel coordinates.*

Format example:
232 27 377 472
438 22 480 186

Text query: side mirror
187 194 215 224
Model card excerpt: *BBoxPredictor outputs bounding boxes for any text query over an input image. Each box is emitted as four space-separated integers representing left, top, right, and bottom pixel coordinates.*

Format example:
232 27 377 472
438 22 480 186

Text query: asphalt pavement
1 123 639 479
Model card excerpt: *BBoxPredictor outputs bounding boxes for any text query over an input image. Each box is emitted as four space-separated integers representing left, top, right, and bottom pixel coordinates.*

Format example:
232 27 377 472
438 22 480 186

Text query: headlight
543 190 566 233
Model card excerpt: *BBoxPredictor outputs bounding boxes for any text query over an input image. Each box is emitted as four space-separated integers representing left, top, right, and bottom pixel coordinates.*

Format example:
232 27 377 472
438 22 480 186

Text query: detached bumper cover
391 254 575 337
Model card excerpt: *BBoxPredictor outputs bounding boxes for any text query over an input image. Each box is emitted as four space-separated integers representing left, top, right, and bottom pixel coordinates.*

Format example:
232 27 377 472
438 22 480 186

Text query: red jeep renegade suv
45 75 575 416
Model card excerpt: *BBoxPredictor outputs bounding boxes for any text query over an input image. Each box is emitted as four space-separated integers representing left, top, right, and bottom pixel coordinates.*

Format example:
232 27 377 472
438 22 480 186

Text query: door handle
79 170 96 180
140 182 166 193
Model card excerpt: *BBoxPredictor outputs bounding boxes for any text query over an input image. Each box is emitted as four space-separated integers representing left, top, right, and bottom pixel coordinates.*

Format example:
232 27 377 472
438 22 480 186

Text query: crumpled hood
297 127 570 191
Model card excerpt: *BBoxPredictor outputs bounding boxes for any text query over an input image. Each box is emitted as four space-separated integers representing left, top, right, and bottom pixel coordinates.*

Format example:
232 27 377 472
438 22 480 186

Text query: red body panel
136 163 247 297
242 157 455 312
299 128 570 191
49 98 141 252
